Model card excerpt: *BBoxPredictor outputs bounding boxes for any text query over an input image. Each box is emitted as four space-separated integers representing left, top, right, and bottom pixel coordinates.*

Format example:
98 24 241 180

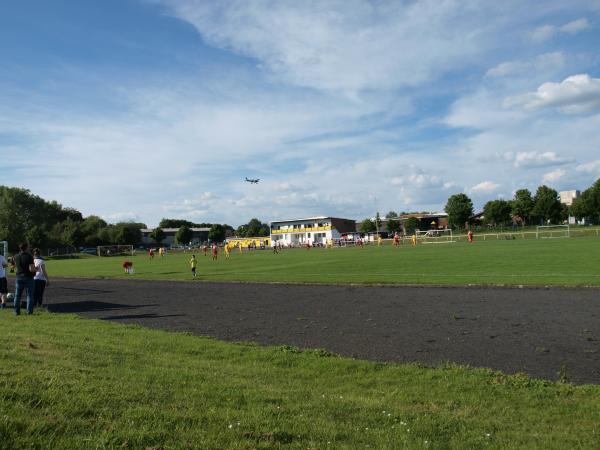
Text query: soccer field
46 236 600 286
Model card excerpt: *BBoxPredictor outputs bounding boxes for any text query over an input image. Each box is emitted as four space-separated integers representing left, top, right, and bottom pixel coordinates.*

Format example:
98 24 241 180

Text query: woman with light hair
33 248 49 308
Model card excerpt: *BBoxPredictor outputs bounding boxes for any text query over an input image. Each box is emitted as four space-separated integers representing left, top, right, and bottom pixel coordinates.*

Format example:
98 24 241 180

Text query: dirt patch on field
37 278 600 384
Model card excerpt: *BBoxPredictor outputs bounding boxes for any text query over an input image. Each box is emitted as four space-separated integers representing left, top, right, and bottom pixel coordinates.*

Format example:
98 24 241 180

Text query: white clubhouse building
270 216 356 246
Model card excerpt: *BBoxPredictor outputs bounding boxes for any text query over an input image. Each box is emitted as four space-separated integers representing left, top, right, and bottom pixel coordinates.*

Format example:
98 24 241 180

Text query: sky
1 0 600 227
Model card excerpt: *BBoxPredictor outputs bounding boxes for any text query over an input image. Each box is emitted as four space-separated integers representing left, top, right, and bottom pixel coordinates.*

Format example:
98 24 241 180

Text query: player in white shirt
33 249 50 308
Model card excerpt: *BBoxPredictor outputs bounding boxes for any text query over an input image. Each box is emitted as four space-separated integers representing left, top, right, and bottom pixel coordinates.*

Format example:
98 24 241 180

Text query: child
122 260 133 274
190 255 197 277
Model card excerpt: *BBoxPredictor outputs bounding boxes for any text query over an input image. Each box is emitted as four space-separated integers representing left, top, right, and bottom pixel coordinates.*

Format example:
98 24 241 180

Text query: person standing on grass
32 248 49 308
190 254 197 277
211 243 218 261
13 242 35 315
468 230 474 243
0 252 8 309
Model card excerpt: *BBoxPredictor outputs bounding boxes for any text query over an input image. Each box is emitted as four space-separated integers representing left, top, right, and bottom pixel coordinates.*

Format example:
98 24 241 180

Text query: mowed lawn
2 312 600 449
47 236 600 286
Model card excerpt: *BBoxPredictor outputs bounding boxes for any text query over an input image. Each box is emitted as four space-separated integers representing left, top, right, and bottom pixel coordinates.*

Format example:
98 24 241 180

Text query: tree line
445 180 600 229
0 186 272 251
358 179 600 233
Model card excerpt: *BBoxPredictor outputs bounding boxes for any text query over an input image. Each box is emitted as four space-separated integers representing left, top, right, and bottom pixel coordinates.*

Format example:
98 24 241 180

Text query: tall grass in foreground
1 312 600 449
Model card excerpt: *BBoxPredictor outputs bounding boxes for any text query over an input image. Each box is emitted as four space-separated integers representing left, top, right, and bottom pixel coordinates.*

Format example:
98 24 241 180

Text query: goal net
416 229 455 244
97 245 134 257
536 225 570 239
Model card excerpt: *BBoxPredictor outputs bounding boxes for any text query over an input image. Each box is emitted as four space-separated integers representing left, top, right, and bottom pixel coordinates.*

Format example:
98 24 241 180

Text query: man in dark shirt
14 242 35 315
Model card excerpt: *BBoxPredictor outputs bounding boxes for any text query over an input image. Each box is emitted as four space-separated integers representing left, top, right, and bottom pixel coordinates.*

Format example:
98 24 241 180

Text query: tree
403 217 419 234
243 218 270 237
150 227 166 246
112 223 143 246
387 218 401 234
532 185 562 224
175 225 193 245
385 211 398 219
80 215 108 246
26 225 48 250
208 224 226 242
359 219 376 233
444 193 474 229
236 224 248 237
570 179 600 224
483 200 512 226
511 189 534 225
159 218 201 229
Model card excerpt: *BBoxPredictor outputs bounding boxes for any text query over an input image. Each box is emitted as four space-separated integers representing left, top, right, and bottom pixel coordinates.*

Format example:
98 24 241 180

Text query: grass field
2 312 600 449
45 235 600 286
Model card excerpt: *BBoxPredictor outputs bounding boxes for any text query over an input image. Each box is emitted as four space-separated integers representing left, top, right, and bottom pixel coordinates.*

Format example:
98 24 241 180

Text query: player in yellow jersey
190 254 197 277
411 234 417 246
377 235 382 246
224 244 230 259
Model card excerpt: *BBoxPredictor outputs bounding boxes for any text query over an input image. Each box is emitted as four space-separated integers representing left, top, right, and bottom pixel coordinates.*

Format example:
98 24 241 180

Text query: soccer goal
416 229 455 244
536 225 570 239
97 245 134 257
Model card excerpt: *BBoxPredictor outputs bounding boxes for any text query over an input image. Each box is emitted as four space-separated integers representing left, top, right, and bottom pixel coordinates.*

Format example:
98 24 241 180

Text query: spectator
33 248 49 308
13 243 35 315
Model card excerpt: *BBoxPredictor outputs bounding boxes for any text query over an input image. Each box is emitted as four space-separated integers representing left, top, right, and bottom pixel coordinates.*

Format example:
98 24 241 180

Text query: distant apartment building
559 190 581 206
270 217 356 246
141 227 210 246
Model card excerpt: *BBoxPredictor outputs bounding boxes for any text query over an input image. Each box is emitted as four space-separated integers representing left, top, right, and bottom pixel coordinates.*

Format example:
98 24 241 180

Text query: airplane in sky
245 177 260 184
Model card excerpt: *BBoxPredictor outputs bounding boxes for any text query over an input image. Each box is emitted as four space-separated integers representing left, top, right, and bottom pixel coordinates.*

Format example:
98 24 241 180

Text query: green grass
45 236 600 286
2 311 600 449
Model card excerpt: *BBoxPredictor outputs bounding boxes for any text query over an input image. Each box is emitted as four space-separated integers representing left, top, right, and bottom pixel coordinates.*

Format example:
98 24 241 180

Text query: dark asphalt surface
38 278 600 384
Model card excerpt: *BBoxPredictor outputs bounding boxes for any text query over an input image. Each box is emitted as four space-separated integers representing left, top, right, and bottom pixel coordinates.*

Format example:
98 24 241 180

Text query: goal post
536 225 570 239
415 229 455 244
97 245 134 257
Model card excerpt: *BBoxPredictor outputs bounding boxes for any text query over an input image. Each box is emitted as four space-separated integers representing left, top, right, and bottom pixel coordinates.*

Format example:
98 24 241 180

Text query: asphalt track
40 278 600 384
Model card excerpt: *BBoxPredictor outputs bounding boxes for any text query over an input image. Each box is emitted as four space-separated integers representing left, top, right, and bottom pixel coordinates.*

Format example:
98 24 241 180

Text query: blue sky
1 0 600 226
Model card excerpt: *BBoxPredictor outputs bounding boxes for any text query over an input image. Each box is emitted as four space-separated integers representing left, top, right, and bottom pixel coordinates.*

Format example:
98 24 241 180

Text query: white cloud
513 151 574 168
576 160 600 174
560 18 590 34
530 17 590 42
505 74 600 114
542 168 566 183
485 52 565 78
155 0 538 94
470 181 500 193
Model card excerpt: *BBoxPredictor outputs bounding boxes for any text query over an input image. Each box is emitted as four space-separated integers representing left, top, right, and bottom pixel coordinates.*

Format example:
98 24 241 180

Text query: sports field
47 235 600 286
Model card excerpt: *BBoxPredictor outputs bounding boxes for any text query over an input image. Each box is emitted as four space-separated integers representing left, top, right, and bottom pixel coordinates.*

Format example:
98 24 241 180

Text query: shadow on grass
47 301 158 313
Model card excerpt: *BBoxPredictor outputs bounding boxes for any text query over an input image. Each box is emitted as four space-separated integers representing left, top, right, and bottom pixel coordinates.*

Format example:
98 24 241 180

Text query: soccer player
224 243 230 259
203 244 208 256
468 230 474 243
190 254 197 277
393 232 400 247
212 243 218 260
411 234 417 246
148 248 154 259
122 260 133 274
377 235 383 246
